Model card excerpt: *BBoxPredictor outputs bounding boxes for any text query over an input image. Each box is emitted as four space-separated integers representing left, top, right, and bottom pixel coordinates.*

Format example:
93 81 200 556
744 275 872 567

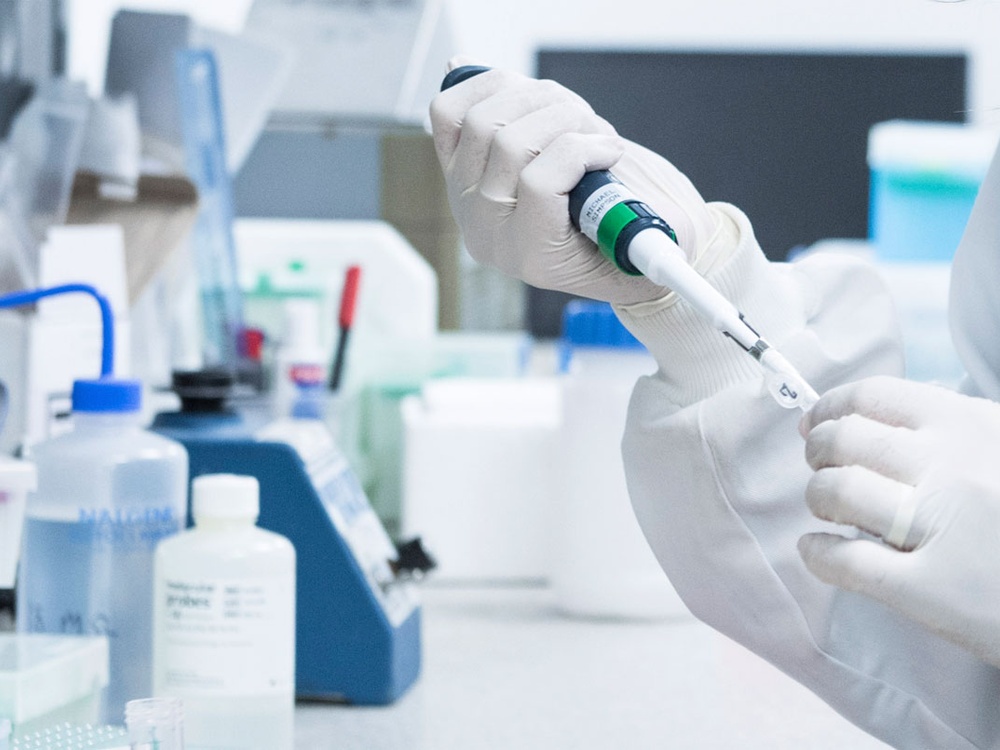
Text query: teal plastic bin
868 120 999 261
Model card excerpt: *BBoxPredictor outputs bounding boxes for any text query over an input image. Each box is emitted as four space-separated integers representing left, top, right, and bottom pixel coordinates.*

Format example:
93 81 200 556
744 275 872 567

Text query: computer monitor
527 49 967 337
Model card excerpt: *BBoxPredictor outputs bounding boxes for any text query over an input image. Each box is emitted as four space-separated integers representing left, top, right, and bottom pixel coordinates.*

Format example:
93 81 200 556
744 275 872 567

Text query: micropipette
441 66 819 411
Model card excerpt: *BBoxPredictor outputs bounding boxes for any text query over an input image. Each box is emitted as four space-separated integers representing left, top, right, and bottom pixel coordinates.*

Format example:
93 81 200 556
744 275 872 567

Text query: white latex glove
798 375 1000 668
429 62 720 305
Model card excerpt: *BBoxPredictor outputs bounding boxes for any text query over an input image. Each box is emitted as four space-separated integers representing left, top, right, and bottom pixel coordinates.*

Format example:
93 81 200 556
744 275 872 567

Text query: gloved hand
798 375 1000 668
428 62 720 305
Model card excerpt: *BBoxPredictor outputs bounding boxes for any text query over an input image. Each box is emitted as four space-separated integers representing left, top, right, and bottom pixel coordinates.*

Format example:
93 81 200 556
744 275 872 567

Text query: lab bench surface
294 584 890 750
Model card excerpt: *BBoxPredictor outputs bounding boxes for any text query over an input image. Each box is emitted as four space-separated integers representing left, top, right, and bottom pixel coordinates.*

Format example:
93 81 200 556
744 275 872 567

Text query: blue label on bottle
73 506 179 548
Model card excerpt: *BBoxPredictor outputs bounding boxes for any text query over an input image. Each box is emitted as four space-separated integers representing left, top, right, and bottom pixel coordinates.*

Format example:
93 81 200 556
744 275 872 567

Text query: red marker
329 265 362 391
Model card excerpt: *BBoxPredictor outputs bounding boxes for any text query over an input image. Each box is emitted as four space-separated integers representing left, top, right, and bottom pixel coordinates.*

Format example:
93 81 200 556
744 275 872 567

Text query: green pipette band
598 202 650 275
596 202 639 269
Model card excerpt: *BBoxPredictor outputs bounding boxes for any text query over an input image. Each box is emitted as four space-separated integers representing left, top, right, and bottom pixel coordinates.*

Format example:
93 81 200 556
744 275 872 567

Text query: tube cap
72 378 142 413
193 474 260 522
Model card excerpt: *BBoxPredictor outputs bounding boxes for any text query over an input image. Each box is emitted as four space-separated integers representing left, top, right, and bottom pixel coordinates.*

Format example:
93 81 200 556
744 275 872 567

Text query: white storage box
0 635 109 737
401 378 560 581
0 458 35 590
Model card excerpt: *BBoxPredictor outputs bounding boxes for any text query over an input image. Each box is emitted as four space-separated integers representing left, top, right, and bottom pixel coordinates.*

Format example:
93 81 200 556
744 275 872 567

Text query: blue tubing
0 284 115 377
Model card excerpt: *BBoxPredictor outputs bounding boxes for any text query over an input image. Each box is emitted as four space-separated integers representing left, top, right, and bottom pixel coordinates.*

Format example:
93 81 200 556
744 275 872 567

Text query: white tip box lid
0 634 109 726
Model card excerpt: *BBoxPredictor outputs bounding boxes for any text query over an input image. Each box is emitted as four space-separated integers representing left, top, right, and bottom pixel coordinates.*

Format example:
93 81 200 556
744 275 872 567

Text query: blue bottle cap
72 378 143 413
560 300 644 350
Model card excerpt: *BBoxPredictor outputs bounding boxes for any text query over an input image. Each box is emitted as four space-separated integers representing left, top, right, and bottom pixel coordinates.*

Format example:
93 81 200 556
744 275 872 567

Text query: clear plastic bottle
126 697 184 750
272 298 327 420
16 378 188 723
153 474 296 750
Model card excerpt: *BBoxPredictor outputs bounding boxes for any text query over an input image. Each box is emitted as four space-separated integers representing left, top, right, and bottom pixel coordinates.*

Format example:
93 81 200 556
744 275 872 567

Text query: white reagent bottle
153 474 296 750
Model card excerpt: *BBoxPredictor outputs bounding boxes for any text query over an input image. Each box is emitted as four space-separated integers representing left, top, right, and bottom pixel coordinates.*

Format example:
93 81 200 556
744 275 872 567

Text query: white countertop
294 584 890 750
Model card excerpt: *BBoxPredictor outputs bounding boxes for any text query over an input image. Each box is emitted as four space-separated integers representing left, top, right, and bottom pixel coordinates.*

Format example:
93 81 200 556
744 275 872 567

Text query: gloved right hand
798 376 1000 669
429 63 721 306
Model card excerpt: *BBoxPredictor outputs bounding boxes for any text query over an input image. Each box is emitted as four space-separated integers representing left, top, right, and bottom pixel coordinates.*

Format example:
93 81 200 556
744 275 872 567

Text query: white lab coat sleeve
950 143 1000 401
615 203 1000 750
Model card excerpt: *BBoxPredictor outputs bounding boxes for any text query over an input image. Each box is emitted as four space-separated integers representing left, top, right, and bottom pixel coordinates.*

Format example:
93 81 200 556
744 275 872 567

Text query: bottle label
157 577 294 696
73 506 180 549
579 183 637 244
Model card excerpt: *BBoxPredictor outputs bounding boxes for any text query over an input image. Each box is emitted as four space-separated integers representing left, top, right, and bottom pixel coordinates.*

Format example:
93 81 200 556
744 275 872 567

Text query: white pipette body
625 227 819 411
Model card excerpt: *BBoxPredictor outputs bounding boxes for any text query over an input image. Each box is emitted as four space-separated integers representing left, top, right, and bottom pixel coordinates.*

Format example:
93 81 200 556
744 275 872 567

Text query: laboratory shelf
294 584 890 749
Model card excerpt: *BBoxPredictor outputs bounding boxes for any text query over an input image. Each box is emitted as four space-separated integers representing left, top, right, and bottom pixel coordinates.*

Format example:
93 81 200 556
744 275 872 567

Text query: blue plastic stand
151 409 421 705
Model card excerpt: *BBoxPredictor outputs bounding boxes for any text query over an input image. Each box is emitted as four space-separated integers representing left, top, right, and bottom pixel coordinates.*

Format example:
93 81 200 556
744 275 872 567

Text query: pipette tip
758 347 819 412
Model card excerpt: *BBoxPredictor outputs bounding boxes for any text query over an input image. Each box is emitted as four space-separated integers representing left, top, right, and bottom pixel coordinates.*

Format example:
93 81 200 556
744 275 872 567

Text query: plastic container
16 379 188 723
400 377 560 581
361 331 532 536
868 120 1000 261
0 634 109 737
0 458 36 590
272 298 327 420
0 718 8 750
1 79 89 288
125 697 184 750
551 301 688 620
9 723 127 749
153 474 295 750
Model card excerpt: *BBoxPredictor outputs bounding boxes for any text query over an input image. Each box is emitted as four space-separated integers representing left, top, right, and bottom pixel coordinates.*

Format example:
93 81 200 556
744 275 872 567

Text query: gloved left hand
797 375 1000 668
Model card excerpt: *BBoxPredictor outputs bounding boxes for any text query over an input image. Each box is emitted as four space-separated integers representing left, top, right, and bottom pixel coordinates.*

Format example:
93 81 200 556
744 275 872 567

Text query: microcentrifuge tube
759 348 820 411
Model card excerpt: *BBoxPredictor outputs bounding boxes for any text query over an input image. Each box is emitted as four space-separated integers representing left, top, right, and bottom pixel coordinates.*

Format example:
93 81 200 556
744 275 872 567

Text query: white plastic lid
192 474 260 521
868 120 1000 176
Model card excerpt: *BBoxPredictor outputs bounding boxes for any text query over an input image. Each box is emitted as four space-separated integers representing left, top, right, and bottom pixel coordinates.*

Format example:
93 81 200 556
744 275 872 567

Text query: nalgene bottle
153 474 296 750
17 378 188 722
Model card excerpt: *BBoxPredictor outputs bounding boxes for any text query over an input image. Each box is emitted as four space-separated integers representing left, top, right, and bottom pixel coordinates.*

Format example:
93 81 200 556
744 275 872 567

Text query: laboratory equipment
11 724 127 750
125 698 183 750
16 378 188 723
868 120 1000 261
235 219 437 386
175 48 246 371
234 218 437 522
0 457 35 591
154 474 295 750
441 66 819 412
401 377 560 581
0 634 109 737
0 0 63 88
552 301 688 619
0 79 88 291
246 0 455 128
150 371 421 705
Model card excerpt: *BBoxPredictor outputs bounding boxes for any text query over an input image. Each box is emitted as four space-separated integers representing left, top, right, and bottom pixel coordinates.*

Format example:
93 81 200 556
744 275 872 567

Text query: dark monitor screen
526 50 967 336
